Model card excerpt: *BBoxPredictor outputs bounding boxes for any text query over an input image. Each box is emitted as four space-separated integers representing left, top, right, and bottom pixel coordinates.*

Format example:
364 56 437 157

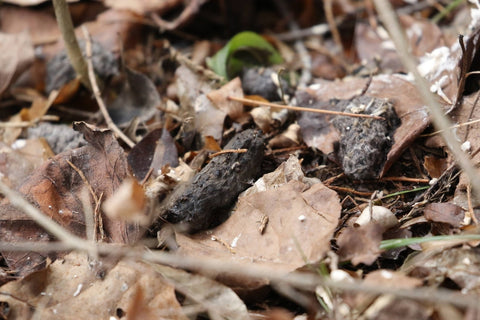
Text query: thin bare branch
81 26 136 148
52 0 91 91
229 96 385 120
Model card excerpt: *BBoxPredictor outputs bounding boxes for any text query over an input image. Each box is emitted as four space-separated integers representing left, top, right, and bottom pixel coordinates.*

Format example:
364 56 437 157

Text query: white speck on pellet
298 215 306 222
380 270 393 279
231 233 241 248
73 284 83 297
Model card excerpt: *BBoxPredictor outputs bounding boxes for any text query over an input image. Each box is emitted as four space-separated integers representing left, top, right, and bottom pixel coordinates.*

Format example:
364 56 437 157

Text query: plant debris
2 1 480 318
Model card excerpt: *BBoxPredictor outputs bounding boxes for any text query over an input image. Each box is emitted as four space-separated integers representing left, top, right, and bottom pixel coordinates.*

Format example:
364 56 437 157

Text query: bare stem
52 0 91 91
82 27 135 148
228 96 385 120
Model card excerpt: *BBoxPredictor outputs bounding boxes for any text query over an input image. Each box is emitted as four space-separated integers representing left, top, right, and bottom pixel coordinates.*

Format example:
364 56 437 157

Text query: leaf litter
1 1 480 319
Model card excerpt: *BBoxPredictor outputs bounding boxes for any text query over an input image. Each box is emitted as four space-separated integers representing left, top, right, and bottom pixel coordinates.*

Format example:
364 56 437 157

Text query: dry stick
325 185 373 197
52 0 91 91
66 159 98 243
228 96 385 120
208 148 247 159
0 237 477 309
81 27 135 148
423 116 480 137
275 23 330 41
66 159 98 204
139 250 480 310
381 176 430 183
373 0 480 198
0 116 60 128
323 0 344 57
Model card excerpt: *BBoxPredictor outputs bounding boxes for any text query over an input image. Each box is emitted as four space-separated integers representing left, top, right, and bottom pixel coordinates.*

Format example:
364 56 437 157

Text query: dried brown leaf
0 122 140 276
0 31 34 97
154 264 250 320
128 128 178 181
0 251 186 319
207 77 246 122
337 224 383 266
424 203 465 228
0 139 53 189
107 67 160 126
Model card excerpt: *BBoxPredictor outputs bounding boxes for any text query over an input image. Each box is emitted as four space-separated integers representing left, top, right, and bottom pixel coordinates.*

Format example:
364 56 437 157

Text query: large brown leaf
0 122 140 276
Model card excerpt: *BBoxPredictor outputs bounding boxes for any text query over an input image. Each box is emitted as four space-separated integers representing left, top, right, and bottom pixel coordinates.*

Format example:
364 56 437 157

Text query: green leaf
207 31 283 79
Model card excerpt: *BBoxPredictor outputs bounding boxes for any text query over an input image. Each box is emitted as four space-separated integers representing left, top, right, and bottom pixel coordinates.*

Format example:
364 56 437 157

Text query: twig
67 160 98 243
466 184 478 225
51 0 91 91
80 188 96 248
274 23 330 41
228 96 385 120
323 0 344 57
421 117 480 137
381 176 430 183
324 185 373 197
81 26 135 148
0 115 60 128
208 149 247 159
373 0 480 198
0 238 478 309
66 159 98 204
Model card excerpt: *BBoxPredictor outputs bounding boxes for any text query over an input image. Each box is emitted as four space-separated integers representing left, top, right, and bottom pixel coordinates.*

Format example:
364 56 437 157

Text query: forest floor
1 0 480 319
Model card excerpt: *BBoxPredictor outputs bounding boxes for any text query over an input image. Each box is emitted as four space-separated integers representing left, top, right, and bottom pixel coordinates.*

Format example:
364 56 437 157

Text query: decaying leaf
103 178 148 225
355 15 446 74
0 251 186 319
154 264 250 320
352 270 425 319
337 224 383 266
406 247 480 294
0 31 34 97
0 138 53 189
107 66 160 127
207 77 246 121
0 122 140 276
424 203 465 228
128 128 178 181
